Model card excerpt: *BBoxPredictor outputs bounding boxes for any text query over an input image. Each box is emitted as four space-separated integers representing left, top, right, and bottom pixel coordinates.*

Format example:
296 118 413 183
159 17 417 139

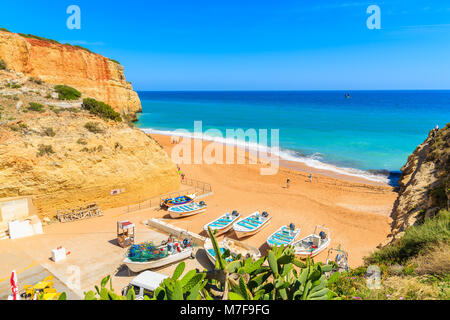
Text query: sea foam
141 128 390 184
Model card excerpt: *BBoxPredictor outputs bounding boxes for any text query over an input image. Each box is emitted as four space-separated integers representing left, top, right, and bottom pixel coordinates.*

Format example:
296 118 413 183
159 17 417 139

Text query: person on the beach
181 173 185 182
309 174 313 182
435 124 439 131
286 178 290 189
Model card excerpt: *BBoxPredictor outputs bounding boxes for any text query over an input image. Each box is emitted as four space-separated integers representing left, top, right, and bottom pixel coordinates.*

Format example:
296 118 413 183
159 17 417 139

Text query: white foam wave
141 128 389 184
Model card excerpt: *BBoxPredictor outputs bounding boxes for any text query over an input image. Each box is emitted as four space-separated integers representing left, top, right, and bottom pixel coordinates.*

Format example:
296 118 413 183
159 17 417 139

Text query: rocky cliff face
0 30 141 115
0 55 179 218
385 125 449 243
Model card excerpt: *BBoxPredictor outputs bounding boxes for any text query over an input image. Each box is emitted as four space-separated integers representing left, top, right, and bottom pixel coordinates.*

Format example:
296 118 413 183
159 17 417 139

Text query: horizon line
135 89 450 92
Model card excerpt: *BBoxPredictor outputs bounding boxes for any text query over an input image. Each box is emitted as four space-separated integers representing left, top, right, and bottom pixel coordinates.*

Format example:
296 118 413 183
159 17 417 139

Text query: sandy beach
149 134 397 267
0 132 398 297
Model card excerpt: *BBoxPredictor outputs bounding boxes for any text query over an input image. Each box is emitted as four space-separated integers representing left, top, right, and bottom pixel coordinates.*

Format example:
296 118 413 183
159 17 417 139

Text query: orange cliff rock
0 30 141 115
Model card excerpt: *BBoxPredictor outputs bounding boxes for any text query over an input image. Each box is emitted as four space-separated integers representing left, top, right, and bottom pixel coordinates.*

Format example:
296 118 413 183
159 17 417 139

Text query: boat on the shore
232 211 271 239
163 194 196 208
204 237 261 265
123 236 194 273
168 201 207 219
203 211 241 236
293 225 330 258
266 224 300 247
326 244 349 273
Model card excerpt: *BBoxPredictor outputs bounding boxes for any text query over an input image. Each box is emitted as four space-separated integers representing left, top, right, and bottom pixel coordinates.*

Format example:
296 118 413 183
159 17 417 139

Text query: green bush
41 127 56 137
82 98 122 122
6 83 21 89
109 59 121 65
365 210 450 265
18 33 60 45
37 144 55 157
54 85 82 100
84 122 104 134
27 102 45 113
29 77 43 85
0 59 6 70
77 138 88 145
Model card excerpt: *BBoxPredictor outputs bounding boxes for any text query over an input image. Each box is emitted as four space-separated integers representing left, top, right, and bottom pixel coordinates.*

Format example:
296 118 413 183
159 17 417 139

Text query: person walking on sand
286 178 290 189
309 174 313 183
181 173 185 182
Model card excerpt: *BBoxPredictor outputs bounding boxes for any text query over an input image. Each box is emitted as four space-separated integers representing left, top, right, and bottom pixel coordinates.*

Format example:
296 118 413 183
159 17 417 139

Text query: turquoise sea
135 91 450 184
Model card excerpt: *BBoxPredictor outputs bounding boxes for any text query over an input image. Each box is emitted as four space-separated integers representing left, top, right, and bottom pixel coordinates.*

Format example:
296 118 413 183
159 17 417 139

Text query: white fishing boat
293 225 330 258
168 201 207 219
204 237 261 265
266 223 301 247
232 211 271 239
123 237 195 273
203 211 241 236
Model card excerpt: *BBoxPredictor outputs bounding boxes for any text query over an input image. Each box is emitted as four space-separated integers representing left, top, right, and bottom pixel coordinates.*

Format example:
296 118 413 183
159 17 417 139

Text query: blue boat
203 210 241 236
266 224 300 247
168 201 207 219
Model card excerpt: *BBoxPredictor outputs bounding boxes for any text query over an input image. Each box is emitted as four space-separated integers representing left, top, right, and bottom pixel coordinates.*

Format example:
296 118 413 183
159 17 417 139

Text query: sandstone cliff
0 63 179 218
0 30 141 115
385 124 449 243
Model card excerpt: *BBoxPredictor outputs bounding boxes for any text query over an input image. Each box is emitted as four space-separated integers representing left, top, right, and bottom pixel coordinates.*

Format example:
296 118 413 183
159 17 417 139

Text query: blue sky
1 0 449 90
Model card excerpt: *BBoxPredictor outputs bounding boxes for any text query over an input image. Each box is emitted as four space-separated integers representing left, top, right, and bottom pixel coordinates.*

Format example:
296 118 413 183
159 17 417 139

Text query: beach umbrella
10 270 18 300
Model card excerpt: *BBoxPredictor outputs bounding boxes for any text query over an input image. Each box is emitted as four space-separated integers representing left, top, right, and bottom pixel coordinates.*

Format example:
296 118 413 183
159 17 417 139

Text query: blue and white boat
168 201 207 219
203 211 241 236
266 224 300 247
232 211 271 239
293 225 331 258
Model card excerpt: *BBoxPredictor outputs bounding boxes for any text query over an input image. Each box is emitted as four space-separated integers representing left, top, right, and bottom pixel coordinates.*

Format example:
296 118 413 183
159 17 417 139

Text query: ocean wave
141 128 390 184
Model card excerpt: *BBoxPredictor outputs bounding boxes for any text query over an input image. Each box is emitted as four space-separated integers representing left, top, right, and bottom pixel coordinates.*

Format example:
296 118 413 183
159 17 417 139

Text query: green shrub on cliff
0 59 6 70
37 144 55 157
365 210 450 265
18 33 60 45
28 102 45 113
54 85 82 101
82 98 122 122
84 122 104 134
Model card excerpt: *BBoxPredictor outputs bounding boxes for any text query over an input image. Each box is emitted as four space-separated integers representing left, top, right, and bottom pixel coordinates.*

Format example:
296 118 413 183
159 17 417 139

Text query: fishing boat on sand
168 201 207 219
203 210 241 236
326 244 349 272
232 211 271 239
123 236 194 273
293 225 330 258
266 223 300 247
204 237 261 265
162 194 196 208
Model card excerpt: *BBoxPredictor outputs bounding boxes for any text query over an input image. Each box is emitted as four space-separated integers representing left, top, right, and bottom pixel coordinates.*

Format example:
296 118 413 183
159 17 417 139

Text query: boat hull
234 221 270 239
203 213 241 236
294 238 330 258
203 238 261 265
232 212 271 239
168 206 207 219
124 247 194 272
266 226 301 248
